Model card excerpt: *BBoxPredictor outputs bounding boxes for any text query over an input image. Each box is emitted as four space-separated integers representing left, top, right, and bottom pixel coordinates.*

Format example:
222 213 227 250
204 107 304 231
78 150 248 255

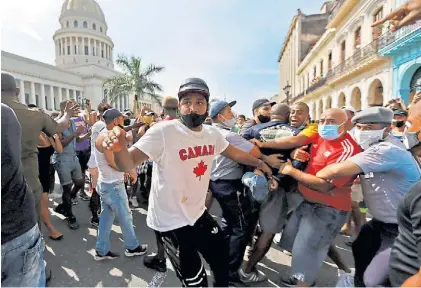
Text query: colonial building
378 0 421 104
1 0 162 113
288 0 396 120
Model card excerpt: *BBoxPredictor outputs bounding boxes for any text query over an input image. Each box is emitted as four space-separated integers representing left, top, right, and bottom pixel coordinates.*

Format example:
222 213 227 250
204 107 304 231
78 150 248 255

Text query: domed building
1 0 161 112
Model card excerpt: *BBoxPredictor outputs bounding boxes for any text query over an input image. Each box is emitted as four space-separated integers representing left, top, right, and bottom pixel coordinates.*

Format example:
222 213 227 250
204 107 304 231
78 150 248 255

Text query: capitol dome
60 0 106 25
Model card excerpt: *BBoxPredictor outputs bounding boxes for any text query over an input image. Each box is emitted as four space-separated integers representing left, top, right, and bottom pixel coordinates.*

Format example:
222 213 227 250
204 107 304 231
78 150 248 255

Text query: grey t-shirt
349 135 421 223
1 104 37 244
211 124 254 181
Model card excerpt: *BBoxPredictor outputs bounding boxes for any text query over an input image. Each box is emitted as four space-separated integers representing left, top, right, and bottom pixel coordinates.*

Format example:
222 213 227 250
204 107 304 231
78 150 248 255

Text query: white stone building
289 0 395 120
1 0 162 113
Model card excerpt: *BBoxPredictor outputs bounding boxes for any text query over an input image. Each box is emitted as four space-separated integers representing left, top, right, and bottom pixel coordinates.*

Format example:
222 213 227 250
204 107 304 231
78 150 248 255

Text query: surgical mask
220 115 236 128
318 124 342 140
143 115 154 125
402 126 420 150
180 112 208 128
392 120 405 128
354 128 386 150
257 114 270 123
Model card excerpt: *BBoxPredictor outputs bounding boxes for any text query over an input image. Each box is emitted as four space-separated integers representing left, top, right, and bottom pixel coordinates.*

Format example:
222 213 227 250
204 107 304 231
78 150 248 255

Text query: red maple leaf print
193 160 208 180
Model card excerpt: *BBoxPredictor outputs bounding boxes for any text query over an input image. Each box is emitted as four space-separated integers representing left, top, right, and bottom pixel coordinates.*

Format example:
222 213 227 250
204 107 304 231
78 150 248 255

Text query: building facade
288 0 395 120
378 0 421 105
1 0 162 113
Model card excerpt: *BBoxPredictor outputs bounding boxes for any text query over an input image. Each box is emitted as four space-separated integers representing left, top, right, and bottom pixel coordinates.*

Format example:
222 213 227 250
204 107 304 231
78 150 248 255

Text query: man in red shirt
277 108 361 287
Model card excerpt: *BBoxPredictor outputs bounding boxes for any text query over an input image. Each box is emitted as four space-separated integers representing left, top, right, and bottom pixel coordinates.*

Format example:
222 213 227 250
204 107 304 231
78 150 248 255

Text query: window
59 43 62 55
84 46 89 55
45 96 48 110
320 60 324 77
340 40 346 63
354 27 361 49
66 21 69 27
83 21 87 28
92 47 95 56
25 93 29 105
93 23 96 30
372 7 384 40
73 20 78 27
313 66 316 79
67 46 71 55
54 98 57 110
328 52 332 71
100 27 103 33
101 50 104 58
74 45 77 54
35 95 39 106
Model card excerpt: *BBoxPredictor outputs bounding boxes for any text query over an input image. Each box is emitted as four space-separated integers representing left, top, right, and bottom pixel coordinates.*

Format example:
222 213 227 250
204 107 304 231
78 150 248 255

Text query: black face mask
392 120 405 128
180 112 208 128
257 114 270 124
124 119 131 126
118 124 124 129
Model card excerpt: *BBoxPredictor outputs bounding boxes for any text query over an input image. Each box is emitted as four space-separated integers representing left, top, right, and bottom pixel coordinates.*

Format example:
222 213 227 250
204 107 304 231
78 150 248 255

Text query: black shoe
71 198 78 205
45 268 52 287
79 192 90 201
66 216 79 230
125 244 148 257
143 254 167 272
90 216 99 228
280 275 315 287
53 204 68 217
94 250 119 261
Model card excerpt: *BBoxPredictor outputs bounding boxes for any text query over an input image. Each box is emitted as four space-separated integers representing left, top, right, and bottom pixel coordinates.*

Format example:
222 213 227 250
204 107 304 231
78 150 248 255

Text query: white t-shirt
87 121 106 168
133 120 229 232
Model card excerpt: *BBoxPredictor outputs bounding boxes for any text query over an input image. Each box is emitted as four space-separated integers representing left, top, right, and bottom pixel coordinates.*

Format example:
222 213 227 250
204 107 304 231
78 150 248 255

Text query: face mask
354 128 385 150
180 112 208 128
143 115 153 125
117 124 124 129
220 115 236 128
402 128 420 150
392 120 405 128
318 124 342 140
257 114 270 123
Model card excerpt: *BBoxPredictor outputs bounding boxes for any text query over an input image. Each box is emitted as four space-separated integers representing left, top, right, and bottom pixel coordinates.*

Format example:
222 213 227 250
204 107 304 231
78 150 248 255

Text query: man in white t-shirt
101 77 273 287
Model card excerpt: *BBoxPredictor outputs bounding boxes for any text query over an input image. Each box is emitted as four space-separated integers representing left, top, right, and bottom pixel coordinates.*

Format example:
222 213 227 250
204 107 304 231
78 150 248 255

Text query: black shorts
157 211 229 287
39 164 55 193
76 150 90 171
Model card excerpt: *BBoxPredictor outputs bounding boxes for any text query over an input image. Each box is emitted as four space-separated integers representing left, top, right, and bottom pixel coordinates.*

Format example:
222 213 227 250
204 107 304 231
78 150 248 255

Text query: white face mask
220 115 236 129
402 124 420 150
354 128 386 150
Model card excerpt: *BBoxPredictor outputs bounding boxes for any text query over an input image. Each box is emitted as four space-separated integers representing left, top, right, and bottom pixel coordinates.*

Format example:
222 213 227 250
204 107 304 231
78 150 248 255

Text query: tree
104 54 164 108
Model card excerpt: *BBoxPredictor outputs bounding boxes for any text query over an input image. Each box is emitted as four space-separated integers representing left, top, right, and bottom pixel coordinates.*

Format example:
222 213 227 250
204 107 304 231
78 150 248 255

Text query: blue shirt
53 120 77 163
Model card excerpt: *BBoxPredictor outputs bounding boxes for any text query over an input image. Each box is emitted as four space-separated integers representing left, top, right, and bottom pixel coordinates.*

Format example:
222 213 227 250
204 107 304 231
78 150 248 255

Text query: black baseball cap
252 98 276 111
103 108 122 124
393 109 408 117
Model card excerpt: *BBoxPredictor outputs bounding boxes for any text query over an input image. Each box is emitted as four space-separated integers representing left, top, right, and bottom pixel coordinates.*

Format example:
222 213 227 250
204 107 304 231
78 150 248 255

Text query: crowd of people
2 2 421 287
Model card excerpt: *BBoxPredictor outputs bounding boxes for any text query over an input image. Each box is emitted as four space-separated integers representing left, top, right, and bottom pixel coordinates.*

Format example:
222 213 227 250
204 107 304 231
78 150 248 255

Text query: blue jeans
280 201 349 285
96 181 139 256
1 225 45 287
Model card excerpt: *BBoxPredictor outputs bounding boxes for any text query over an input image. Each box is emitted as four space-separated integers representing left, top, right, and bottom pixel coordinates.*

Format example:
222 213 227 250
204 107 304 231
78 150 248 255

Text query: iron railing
378 21 421 51
306 77 327 94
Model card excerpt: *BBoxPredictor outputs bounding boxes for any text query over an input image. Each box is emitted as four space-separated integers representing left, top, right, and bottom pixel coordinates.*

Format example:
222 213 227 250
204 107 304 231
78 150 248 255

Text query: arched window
93 23 96 30
100 27 103 33
83 21 87 28
73 20 78 27
354 26 361 49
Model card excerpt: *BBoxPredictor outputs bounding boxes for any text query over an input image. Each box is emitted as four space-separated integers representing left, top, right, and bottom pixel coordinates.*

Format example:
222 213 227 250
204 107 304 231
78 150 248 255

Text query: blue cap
242 172 269 203
209 100 236 119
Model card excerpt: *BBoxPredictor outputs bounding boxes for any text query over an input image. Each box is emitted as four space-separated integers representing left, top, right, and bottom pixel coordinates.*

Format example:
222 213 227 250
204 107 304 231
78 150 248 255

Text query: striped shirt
299 133 362 211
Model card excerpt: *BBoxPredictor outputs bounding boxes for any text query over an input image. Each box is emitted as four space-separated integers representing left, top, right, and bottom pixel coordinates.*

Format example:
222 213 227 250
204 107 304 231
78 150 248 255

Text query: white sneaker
273 233 282 244
130 197 139 208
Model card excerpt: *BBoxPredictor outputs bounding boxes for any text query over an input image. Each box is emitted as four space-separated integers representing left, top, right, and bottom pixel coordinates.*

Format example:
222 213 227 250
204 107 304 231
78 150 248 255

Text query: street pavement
44 178 354 287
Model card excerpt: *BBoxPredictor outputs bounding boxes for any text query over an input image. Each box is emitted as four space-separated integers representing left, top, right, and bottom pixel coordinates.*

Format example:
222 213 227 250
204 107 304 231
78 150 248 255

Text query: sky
1 0 325 117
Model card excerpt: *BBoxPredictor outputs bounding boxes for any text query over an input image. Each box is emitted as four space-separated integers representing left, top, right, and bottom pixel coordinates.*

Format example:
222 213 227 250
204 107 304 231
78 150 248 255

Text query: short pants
259 187 288 234
53 157 83 186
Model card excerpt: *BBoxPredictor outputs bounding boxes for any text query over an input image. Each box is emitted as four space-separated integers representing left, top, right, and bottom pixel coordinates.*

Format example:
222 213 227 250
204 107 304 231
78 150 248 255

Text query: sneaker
94 250 119 261
66 216 79 230
79 192 90 201
238 268 267 284
273 233 282 244
125 244 148 257
90 217 99 228
143 254 167 272
280 275 315 287
71 198 78 205
129 196 139 208
53 204 68 217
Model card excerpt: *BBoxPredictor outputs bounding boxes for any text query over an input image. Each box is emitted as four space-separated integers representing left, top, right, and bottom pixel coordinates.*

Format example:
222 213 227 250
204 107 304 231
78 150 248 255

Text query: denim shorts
53 157 83 186
1 225 45 287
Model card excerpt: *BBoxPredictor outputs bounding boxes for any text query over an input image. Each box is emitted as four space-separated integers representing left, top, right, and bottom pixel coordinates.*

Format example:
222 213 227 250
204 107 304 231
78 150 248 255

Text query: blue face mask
319 124 342 140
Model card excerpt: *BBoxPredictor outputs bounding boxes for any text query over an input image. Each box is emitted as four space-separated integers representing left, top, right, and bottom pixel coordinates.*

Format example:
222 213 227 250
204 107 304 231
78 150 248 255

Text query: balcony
378 21 421 56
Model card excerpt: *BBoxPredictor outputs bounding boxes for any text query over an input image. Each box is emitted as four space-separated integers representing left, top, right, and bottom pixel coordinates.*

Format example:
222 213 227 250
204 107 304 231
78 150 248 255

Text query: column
70 36 73 55
66 88 70 101
40 84 46 110
58 87 63 105
76 37 79 55
49 86 55 111
19 80 26 104
88 38 91 56
30 82 36 105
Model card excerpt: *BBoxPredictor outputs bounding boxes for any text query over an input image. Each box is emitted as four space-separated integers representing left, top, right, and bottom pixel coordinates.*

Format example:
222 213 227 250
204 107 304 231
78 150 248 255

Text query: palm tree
104 54 165 108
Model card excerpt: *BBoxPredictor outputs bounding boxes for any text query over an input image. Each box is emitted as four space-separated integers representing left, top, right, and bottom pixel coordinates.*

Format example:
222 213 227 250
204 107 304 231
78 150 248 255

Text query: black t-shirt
1 104 36 244
389 180 421 287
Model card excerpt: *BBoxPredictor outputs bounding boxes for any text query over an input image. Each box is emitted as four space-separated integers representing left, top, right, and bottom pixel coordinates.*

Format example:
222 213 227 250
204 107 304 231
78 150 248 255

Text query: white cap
341 105 356 113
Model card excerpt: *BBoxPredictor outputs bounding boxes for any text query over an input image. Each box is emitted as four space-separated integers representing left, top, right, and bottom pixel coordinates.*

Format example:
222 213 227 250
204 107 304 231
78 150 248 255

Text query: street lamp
283 82 291 105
